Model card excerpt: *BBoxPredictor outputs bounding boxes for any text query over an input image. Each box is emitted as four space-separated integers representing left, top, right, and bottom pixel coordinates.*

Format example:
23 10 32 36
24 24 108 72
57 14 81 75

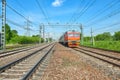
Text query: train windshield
74 34 80 37
68 34 74 37
68 33 80 37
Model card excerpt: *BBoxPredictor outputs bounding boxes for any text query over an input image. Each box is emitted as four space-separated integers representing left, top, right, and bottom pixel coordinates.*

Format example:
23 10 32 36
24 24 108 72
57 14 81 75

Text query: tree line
5 24 44 44
84 31 120 42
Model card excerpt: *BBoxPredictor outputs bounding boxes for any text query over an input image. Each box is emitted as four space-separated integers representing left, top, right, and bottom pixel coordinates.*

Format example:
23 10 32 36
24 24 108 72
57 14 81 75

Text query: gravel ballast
40 43 111 80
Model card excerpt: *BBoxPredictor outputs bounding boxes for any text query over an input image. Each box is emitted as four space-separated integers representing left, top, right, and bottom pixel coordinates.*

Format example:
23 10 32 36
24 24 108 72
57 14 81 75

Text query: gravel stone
40 43 111 80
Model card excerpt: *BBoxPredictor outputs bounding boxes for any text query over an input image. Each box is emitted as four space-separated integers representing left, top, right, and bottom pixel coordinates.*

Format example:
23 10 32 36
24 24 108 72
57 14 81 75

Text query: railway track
0 43 45 58
81 45 120 53
0 43 51 67
0 43 55 80
73 47 120 67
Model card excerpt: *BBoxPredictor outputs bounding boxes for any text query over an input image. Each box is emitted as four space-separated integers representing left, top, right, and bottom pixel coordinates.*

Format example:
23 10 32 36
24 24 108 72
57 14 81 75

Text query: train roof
59 30 80 40
65 30 80 33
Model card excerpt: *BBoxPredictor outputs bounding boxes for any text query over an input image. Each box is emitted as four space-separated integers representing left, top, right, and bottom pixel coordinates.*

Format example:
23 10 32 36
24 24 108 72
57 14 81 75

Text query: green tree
114 31 120 40
11 30 18 38
5 24 12 43
95 32 112 41
32 35 39 37
84 36 91 42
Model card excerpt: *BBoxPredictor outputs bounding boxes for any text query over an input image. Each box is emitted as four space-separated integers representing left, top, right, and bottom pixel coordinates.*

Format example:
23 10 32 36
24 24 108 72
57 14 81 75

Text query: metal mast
80 24 83 45
91 27 95 46
25 17 30 36
1 0 6 50
43 24 45 42
39 25 42 44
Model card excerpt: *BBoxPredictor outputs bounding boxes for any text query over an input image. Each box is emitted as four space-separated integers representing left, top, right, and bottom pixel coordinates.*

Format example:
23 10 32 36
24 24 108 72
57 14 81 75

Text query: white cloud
52 0 65 7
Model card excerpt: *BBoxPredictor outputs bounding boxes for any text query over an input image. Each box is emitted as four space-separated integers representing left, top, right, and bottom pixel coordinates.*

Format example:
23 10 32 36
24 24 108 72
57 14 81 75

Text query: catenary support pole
43 24 45 43
91 27 95 46
80 24 83 45
39 25 42 44
1 0 6 50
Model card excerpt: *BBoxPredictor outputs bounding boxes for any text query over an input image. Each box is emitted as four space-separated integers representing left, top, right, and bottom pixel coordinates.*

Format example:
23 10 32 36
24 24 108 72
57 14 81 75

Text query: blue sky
0 0 120 40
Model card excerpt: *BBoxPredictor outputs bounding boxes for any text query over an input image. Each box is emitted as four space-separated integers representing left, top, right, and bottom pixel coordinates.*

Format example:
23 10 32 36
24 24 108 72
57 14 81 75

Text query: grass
0 43 37 50
82 41 120 52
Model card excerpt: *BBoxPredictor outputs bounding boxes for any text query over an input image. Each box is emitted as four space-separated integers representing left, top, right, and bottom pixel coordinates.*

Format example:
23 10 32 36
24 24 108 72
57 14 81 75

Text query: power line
6 19 34 31
68 0 83 23
42 1 51 22
87 6 120 27
68 0 91 29
69 0 96 25
93 22 120 32
72 0 96 24
35 0 49 23
85 0 120 25
7 19 24 28
93 25 120 35
6 4 31 22
70 0 88 24
15 0 27 12
7 0 39 27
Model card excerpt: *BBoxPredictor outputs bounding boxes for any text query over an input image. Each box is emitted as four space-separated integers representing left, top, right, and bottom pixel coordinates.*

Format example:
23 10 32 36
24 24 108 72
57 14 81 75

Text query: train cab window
74 34 80 37
68 34 74 37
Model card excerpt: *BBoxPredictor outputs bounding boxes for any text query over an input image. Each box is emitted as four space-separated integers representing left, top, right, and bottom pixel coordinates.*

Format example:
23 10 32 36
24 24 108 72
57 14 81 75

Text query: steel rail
0 44 38 54
73 48 120 67
0 43 52 73
0 44 45 58
0 47 34 58
21 44 55 80
78 47 120 60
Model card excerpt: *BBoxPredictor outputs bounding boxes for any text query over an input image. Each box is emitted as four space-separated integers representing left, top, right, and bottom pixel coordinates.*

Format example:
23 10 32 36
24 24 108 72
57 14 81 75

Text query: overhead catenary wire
93 22 120 32
72 0 96 24
68 0 84 23
83 0 120 35
93 25 120 35
66 0 84 30
68 0 92 30
42 1 51 23
6 4 31 22
6 19 34 31
85 0 120 26
15 0 27 12
87 5 120 27
86 0 120 23
69 0 96 25
35 0 49 23
84 22 120 36
70 0 89 24
6 3 36 34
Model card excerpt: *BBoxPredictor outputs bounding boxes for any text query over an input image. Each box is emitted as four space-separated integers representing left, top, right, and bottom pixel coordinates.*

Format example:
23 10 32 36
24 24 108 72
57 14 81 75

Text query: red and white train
59 30 80 47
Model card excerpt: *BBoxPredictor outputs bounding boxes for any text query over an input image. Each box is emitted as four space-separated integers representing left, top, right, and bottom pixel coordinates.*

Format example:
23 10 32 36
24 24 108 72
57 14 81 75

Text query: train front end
65 31 80 47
